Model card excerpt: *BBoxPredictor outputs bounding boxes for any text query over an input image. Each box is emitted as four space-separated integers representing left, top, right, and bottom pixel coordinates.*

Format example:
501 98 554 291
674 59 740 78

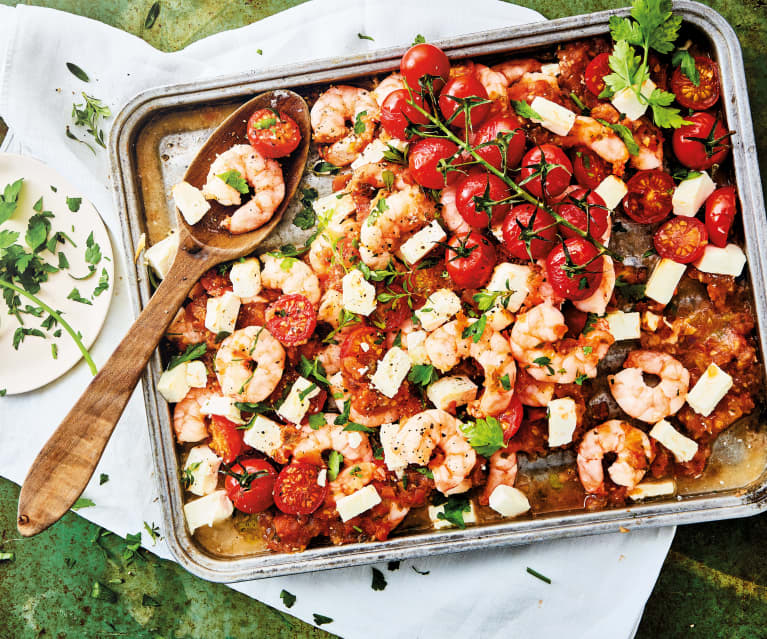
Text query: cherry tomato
208 415 247 464
653 216 708 264
672 112 731 170
471 114 527 171
670 56 720 110
408 137 459 189
705 186 737 248
501 204 557 260
370 283 412 330
200 268 232 296
623 169 675 224
499 394 523 442
438 74 490 129
545 237 604 301
246 108 301 158
380 89 429 140
584 52 611 97
224 457 277 514
555 187 609 241
455 171 511 228
572 147 609 190
273 461 328 515
519 145 573 199
340 326 386 383
265 294 317 346
444 231 496 288
400 43 451 92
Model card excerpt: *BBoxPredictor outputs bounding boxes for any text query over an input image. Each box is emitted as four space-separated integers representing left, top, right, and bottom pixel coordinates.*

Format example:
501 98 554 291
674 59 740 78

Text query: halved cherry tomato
370 283 412 330
545 237 604 301
499 394 523 442
501 204 557 261
555 187 609 241
340 326 386 383
670 56 720 110
455 170 511 228
572 147 609 190
408 138 459 189
471 114 527 171
584 52 611 97
438 74 490 129
653 216 708 264
672 112 731 170
273 461 328 515
623 169 675 224
445 231 496 288
208 415 247 464
224 457 277 514
519 144 573 199
246 108 301 158
380 89 429 140
705 186 737 248
265 294 317 346
400 43 451 92
200 268 232 296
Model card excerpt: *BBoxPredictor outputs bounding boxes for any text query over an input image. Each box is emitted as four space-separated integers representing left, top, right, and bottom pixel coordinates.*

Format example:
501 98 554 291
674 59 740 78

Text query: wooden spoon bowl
17 90 311 537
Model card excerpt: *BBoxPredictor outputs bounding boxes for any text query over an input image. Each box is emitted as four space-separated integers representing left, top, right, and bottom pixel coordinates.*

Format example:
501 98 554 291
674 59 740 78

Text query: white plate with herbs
0 153 113 394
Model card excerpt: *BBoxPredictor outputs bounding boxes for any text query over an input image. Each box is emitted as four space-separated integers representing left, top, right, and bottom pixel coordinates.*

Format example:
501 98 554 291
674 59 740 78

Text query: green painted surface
0 0 766 637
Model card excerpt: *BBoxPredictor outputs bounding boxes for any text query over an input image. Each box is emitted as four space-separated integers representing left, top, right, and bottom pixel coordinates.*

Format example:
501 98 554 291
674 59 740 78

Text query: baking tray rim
108 0 767 582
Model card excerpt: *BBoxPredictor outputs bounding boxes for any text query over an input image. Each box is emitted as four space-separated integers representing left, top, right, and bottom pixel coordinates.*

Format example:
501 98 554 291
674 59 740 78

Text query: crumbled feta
488 485 531 518
649 419 698 463
172 181 210 226
328 372 349 413
414 289 461 332
530 96 576 136
200 395 245 425
380 422 408 473
594 175 628 211
426 376 478 411
229 258 262 299
672 172 716 217
686 363 733 417
370 347 411 399
628 479 676 501
204 291 241 335
277 376 320 424
312 191 357 224
397 220 446 265
611 78 656 121
184 490 234 533
350 138 408 171
645 258 687 305
540 63 561 76
404 330 430 366
144 231 179 280
643 311 662 332
317 469 327 487
428 500 478 529
184 445 222 496
547 397 577 447
342 269 377 316
242 415 283 458
335 484 381 522
693 244 746 277
606 311 641 341
157 364 191 403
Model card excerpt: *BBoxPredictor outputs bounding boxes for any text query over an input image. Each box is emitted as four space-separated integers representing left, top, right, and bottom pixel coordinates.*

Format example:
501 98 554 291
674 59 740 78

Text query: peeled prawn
372 73 406 107
573 256 616 316
172 386 217 443
214 326 285 402
479 449 518 505
260 253 321 305
562 116 630 166
292 416 373 466
440 184 470 234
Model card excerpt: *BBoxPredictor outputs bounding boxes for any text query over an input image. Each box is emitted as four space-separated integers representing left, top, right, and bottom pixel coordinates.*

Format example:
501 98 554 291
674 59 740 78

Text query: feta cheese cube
426 375 478 411
184 445 222 496
628 479 676 501
649 419 698 462
335 484 381 522
686 363 733 417
185 360 208 388
397 220 446 265
490 222 505 243
370 347 411 399
488 485 531 518
350 138 408 171
204 291 241 335
380 422 408 473
547 397 577 447
200 395 245 425
414 288 462 331
242 415 283 458
144 231 179 280
643 311 662 332
277 376 320 424
486 263 531 313
530 96 576 136
172 181 210 226
317 469 327 487
645 258 687 305
594 175 628 211
229 258 262 299
694 244 746 277
183 490 234 533
404 330 430 366
313 191 357 225
428 499 478 529
606 311 641 341
157 364 191 403
342 269 377 316
611 78 656 121
540 63 561 76
328 372 348 413
672 172 716 217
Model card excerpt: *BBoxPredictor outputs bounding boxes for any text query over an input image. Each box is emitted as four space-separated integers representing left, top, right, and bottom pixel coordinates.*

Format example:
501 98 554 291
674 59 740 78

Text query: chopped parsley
371 567 387 591
460 417 505 457
280 589 296 608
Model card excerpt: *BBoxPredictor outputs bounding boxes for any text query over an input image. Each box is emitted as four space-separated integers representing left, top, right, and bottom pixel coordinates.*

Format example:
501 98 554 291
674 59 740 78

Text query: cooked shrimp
310 86 380 166
317 342 342 375
609 350 690 423
514 367 555 407
510 302 614 383
577 420 652 494
260 253 321 305
372 73 406 107
492 58 542 85
475 64 510 112
214 326 285 402
308 213 359 277
330 461 384 496
629 118 664 170
562 116 630 167
479 449 518 505
173 386 216 443
292 416 373 465
389 409 476 495
317 289 343 328
329 374 405 428
202 144 285 234
573 256 616 316
167 306 211 351
440 184 470 234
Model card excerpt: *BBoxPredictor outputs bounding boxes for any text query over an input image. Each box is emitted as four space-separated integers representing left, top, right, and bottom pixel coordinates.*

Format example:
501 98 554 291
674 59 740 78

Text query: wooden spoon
17 89 311 536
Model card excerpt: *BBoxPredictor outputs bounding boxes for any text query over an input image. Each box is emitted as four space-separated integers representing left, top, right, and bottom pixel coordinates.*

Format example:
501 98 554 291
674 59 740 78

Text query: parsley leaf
66 197 82 212
358 33 374 41
85 232 102 266
312 161 341 176
71 93 111 149
433 494 471 529
12 327 45 349
460 417 505 457
66 287 91 305
72 497 96 510
672 48 700 86
408 363 438 387
511 99 542 121
596 119 640 156
500 373 511 391
308 413 326 430
313 614 333 626
216 170 250 195
93 267 109 297
66 62 90 82
280 589 296 608
412 34 426 45
343 422 374 433
461 314 487 344
99 473 109 485
328 450 343 481
371 567 387 591
168 342 206 369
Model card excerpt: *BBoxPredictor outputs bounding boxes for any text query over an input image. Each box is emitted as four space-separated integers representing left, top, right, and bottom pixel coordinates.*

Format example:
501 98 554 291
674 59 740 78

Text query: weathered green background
1 0 765 637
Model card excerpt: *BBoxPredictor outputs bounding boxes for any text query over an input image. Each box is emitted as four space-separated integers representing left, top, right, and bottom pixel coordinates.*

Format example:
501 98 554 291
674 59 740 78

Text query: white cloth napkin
0 2 675 637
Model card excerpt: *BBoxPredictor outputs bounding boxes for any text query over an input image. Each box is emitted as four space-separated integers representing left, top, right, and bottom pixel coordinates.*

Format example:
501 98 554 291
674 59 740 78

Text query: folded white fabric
0 1 674 637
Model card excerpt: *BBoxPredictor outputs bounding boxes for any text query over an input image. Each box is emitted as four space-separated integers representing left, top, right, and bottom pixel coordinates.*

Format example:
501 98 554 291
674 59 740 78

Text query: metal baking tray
109 1 767 582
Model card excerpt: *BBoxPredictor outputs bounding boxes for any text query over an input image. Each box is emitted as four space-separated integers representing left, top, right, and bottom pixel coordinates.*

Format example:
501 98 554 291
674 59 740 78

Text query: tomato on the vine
471 114 526 171
444 231 496 288
584 52 611 97
653 216 708 264
545 237 604 301
380 89 429 140
400 43 450 92
273 462 328 515
672 112 731 170
622 170 675 224
224 457 277 514
455 170 511 228
555 187 609 241
265 294 317 346
519 144 573 199
340 326 386 384
705 187 737 248
501 204 557 261
572 147 609 190
670 56 720 110
246 108 301 158
438 74 490 129
408 137 459 189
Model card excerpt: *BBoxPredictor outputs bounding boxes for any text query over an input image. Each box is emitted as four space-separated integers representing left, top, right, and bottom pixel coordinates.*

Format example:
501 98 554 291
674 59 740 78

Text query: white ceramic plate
0 153 114 394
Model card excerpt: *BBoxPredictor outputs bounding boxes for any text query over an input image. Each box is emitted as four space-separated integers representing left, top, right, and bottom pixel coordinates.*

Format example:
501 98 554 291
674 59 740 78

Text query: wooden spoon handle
17 244 214 536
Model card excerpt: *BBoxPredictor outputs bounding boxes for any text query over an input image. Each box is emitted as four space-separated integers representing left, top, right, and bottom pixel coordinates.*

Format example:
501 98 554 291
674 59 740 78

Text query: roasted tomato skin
653 216 708 264
500 394 524 442
572 147 609 190
380 89 429 140
208 415 247 464
438 74 490 129
705 187 737 248
455 170 511 228
400 43 450 92
273 462 329 515
554 187 609 241
501 204 557 261
225 458 277 514
519 145 573 199
584 52 611 97
340 326 386 384
672 111 730 170
545 237 604 301
265 294 317 346
246 108 301 158
670 56 720 110
471 114 527 171
622 169 675 224
445 231 496 288
408 138 459 189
